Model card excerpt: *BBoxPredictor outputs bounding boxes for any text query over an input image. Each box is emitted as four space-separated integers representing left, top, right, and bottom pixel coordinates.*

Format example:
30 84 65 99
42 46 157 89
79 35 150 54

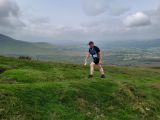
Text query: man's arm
84 52 90 65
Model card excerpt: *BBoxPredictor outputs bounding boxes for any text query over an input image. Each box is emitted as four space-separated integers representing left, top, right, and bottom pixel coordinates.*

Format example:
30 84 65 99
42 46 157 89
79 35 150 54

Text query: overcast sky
0 0 160 43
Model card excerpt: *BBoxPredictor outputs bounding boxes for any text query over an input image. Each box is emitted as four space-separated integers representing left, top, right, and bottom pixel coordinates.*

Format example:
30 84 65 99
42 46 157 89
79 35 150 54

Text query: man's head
88 41 94 48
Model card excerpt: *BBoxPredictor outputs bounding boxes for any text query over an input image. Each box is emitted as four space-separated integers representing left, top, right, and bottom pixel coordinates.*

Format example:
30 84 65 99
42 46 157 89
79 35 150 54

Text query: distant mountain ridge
0 34 57 55
0 33 160 57
0 34 84 56
101 39 160 49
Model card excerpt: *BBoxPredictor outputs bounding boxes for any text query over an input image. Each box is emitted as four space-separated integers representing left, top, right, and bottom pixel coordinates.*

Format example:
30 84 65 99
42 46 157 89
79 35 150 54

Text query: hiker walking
84 41 105 78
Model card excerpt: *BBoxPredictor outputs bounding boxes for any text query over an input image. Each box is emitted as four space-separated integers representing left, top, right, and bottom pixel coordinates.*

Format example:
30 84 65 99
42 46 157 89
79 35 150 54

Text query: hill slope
0 34 58 55
0 56 160 120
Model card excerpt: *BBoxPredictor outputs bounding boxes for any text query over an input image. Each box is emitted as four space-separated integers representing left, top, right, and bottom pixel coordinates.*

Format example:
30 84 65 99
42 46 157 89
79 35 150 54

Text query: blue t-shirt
89 46 100 59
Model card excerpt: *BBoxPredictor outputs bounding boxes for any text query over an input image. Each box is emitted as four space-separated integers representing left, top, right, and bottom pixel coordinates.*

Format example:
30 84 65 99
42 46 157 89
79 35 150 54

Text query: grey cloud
109 7 130 16
147 6 160 25
0 0 19 17
29 17 50 25
141 6 160 38
82 0 108 16
82 0 131 16
0 0 24 34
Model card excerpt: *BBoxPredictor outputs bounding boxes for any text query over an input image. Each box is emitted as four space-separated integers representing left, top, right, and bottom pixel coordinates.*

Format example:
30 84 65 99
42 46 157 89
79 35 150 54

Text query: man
84 41 105 78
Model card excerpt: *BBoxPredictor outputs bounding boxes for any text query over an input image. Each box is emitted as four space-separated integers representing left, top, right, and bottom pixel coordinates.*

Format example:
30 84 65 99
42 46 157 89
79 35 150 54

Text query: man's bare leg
98 64 104 75
98 64 105 78
90 62 95 76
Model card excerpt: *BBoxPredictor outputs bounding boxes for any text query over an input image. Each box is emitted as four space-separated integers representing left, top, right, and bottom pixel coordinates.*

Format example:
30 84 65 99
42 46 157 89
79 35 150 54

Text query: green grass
0 56 160 120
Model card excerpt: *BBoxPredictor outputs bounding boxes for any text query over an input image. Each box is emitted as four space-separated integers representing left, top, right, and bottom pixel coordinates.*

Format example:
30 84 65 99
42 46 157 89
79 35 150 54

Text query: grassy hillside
0 56 160 120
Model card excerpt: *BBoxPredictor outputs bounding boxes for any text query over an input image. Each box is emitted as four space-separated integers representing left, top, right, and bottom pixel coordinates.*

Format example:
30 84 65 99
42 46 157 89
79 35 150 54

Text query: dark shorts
93 58 100 65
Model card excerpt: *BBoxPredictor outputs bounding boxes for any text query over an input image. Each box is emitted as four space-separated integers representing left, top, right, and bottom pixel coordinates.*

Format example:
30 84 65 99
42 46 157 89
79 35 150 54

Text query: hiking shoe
101 75 105 78
88 75 93 78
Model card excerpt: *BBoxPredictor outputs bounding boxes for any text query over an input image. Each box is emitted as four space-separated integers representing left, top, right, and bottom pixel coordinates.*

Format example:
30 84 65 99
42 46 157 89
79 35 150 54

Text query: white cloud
124 12 151 27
